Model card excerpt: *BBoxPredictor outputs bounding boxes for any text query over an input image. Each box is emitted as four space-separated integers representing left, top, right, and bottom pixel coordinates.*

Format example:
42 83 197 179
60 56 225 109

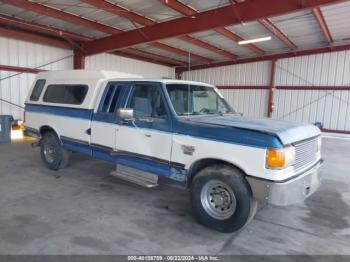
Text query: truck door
114 82 172 175
90 82 128 151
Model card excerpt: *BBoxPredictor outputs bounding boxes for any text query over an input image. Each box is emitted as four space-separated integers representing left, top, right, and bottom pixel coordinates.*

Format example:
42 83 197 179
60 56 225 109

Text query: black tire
40 132 69 171
190 164 256 233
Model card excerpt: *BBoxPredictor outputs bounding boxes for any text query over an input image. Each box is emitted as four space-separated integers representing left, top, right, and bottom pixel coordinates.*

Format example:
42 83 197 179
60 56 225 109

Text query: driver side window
128 84 167 118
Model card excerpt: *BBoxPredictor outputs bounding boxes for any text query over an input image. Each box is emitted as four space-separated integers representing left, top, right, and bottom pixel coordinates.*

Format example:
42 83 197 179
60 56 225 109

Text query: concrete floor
0 137 349 255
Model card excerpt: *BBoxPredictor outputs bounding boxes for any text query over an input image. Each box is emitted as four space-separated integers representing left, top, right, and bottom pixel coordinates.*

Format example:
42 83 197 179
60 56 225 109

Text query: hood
188 115 321 146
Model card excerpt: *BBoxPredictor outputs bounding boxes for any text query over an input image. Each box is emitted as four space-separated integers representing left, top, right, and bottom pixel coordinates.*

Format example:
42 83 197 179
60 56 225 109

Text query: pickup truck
24 70 323 233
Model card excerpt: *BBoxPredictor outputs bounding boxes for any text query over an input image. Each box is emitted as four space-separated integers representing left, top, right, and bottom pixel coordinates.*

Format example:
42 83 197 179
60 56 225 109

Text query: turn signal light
266 147 295 169
266 149 285 168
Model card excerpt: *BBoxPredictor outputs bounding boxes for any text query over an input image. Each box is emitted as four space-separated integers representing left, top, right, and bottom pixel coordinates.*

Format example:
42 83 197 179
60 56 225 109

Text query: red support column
268 59 277 117
73 49 85 69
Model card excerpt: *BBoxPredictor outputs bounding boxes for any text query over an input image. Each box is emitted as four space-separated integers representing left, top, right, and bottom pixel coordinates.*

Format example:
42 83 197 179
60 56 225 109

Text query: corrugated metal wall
0 37 175 120
182 50 350 132
273 50 350 131
0 36 73 120
182 61 271 85
220 89 269 117
182 61 271 117
85 53 175 78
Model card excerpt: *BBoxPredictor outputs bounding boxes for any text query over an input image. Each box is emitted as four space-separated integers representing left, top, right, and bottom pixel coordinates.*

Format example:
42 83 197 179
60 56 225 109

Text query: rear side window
101 84 122 113
30 79 46 101
43 85 88 105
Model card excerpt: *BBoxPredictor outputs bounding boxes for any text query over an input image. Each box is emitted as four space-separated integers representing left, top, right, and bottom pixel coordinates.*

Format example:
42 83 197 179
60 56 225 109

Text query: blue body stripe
62 139 92 156
92 112 118 123
61 138 187 183
173 119 282 149
25 104 93 120
25 102 281 148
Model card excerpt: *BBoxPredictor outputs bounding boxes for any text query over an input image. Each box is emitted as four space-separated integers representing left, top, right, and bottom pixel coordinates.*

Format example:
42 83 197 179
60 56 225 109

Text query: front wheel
40 132 69 171
190 165 256 233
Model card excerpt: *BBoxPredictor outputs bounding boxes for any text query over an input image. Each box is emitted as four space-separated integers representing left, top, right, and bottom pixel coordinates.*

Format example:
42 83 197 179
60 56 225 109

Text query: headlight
266 146 295 169
317 136 322 152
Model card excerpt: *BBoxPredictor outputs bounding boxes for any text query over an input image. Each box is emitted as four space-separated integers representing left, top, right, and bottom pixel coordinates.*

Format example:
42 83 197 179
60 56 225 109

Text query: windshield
166 84 235 116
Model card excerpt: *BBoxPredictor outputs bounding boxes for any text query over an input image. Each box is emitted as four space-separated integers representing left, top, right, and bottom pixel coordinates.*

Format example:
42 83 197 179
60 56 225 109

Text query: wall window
30 79 46 101
43 85 88 105
127 84 167 118
100 84 122 113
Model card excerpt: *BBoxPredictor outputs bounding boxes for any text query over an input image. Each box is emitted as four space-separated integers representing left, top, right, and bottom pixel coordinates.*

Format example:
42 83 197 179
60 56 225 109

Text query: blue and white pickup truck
25 70 323 233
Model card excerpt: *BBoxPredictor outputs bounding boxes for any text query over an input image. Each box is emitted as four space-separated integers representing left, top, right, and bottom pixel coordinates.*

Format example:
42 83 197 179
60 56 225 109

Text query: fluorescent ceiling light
238 36 272 45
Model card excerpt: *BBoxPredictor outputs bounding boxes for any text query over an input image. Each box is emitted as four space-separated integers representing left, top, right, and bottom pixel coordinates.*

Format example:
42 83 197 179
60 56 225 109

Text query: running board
110 165 158 188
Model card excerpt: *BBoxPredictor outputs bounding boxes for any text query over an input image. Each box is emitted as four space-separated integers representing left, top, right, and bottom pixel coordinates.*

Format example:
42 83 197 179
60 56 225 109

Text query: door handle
145 133 152 138
138 117 154 123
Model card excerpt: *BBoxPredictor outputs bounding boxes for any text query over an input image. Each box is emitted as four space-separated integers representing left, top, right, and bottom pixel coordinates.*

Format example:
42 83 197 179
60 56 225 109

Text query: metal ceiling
0 0 349 68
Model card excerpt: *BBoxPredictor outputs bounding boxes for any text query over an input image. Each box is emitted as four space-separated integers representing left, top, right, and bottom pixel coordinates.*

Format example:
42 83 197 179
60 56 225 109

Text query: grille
293 137 319 172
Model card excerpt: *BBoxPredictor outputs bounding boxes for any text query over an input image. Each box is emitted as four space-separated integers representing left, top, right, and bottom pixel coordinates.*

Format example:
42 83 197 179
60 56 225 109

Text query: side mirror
117 108 134 120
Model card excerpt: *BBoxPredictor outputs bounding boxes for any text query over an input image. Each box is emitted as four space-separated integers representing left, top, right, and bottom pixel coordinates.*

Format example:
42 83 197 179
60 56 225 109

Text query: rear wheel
40 132 69 170
190 164 256 233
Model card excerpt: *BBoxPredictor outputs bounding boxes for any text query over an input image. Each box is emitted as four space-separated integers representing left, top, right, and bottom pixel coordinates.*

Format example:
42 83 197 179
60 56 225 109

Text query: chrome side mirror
117 108 134 120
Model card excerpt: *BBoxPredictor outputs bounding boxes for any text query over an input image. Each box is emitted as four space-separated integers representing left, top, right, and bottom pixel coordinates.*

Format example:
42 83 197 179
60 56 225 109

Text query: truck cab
25 70 323 233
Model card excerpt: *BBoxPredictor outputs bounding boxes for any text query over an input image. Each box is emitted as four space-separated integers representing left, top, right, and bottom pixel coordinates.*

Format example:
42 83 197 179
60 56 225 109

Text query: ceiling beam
0 14 91 42
4 0 212 63
312 7 333 44
159 0 263 55
122 48 188 66
158 0 197 16
84 0 338 55
0 26 72 49
1 0 122 35
177 35 237 59
0 64 45 73
82 0 234 60
184 38 237 59
149 42 213 63
258 18 297 49
214 27 264 55
81 0 155 26
113 51 174 67
175 43 350 73
0 18 182 67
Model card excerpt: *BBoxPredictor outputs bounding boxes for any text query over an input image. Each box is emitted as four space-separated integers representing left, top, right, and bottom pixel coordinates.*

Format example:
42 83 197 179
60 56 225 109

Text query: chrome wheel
43 144 56 163
200 180 236 220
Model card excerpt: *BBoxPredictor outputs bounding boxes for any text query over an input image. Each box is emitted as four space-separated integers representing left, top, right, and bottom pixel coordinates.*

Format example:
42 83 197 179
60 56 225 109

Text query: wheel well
187 158 246 188
39 126 56 136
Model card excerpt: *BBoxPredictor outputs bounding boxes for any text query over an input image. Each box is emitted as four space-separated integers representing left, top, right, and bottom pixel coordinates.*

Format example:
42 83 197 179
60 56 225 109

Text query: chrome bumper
247 159 323 206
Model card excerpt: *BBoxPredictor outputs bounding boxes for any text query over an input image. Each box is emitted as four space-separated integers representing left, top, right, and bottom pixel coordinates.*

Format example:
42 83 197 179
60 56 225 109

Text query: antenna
187 50 191 119
188 50 191 80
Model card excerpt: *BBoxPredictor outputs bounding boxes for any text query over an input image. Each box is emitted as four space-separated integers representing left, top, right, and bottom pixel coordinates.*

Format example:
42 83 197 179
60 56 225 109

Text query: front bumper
246 159 323 206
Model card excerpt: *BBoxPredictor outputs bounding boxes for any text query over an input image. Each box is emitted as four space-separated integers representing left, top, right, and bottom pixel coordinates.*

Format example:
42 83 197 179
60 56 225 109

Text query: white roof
36 70 143 80
36 70 213 87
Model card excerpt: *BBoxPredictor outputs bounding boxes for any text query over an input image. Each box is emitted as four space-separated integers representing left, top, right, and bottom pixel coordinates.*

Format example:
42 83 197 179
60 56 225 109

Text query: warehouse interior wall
274 52 350 131
0 36 73 120
183 61 271 118
85 53 175 79
182 50 350 132
1 34 349 132
0 37 175 120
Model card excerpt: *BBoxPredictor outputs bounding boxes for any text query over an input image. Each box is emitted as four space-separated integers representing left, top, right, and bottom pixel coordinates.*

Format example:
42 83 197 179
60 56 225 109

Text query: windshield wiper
181 112 203 116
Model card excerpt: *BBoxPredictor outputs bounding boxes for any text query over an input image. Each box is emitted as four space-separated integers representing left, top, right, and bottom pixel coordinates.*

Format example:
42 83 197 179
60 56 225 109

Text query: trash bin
0 115 14 143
